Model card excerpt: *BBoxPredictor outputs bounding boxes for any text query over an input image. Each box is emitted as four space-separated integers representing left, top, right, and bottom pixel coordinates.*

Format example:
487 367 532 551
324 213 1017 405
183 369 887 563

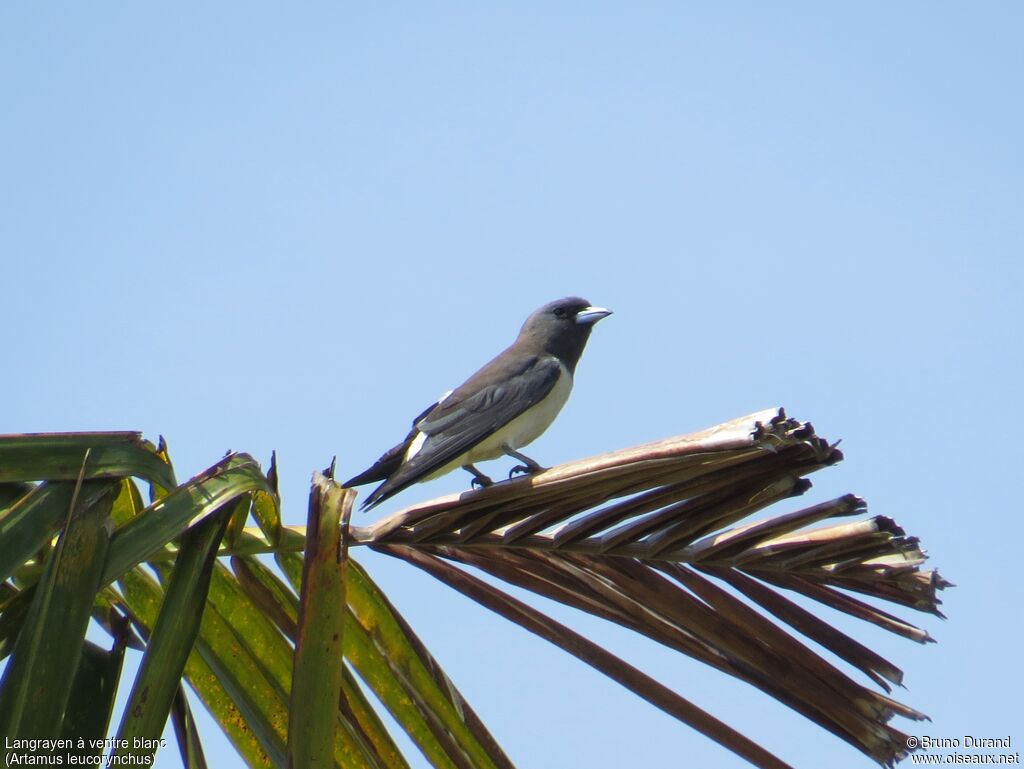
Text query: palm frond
356 408 948 768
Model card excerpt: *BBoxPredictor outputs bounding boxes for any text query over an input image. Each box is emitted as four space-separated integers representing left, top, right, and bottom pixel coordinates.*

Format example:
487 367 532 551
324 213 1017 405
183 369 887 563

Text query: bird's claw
508 464 544 479
471 474 494 489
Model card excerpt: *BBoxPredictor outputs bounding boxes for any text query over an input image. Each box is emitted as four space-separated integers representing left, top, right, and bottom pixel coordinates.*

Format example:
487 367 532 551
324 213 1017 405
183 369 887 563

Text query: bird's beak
575 306 613 325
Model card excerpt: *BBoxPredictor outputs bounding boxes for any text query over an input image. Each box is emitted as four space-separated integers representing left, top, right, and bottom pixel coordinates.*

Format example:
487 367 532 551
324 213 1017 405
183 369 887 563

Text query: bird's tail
343 440 409 488
354 459 427 511
344 444 416 511
358 479 396 511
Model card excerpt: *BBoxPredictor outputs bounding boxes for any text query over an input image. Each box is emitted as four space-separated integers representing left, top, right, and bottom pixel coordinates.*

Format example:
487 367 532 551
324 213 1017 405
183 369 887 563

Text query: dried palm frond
354 408 949 768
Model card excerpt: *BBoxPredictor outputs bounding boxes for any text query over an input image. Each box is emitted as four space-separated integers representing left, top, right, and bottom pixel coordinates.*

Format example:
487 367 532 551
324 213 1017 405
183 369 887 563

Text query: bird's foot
463 464 493 489
508 464 543 479
503 445 545 478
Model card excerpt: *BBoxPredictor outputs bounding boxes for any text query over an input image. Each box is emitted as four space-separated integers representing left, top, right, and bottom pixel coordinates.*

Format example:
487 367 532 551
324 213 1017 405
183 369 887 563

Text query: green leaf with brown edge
172 552 329 766
231 556 299 638
202 560 296 697
336 664 411 769
347 560 514 769
0 432 175 489
200 557 382 769
118 567 273 769
115 507 232 763
280 550 509 769
279 552 457 769
102 453 271 586
0 474 119 739
289 474 352 769
189 599 291 766
233 555 410 769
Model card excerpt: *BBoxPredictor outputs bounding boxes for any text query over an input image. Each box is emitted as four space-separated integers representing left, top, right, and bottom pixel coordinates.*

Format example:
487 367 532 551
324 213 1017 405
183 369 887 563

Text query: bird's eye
553 307 567 318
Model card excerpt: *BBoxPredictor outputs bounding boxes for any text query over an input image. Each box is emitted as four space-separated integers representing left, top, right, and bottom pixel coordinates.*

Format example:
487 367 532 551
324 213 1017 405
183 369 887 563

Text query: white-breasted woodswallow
345 296 612 510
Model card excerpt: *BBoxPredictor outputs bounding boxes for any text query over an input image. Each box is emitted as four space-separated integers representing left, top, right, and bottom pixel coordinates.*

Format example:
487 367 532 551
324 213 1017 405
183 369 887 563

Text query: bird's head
518 296 612 370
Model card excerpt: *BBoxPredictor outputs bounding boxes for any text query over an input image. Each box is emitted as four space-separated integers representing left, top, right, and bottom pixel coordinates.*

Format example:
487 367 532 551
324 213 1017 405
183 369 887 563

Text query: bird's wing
361 355 562 508
417 354 561 446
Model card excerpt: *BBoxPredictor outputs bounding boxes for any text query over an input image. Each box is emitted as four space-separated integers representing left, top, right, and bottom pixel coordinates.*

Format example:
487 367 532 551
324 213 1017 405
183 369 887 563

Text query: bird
344 296 612 510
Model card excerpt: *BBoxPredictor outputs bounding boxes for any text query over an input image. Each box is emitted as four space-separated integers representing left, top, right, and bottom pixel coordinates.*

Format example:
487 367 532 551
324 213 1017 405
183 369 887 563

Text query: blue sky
2 3 1021 768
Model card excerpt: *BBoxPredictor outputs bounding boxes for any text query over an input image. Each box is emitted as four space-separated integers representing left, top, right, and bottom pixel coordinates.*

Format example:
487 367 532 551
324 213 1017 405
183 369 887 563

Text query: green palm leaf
0 432 511 769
